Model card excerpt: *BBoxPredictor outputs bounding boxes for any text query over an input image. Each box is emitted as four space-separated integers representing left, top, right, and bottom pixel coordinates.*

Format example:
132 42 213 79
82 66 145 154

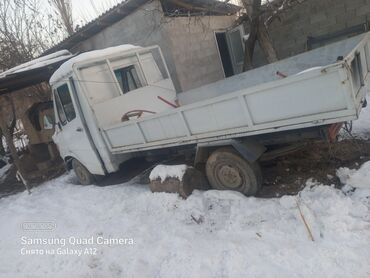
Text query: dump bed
101 33 370 154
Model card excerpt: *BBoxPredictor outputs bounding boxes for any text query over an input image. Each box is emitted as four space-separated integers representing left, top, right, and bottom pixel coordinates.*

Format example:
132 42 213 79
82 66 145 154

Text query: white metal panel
77 62 120 104
140 53 163 84
93 79 176 127
245 71 347 124
183 98 247 134
104 124 143 148
139 113 187 142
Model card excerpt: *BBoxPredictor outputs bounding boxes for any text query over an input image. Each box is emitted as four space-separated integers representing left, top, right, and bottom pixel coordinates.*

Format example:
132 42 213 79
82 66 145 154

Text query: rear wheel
72 159 95 185
205 148 262 196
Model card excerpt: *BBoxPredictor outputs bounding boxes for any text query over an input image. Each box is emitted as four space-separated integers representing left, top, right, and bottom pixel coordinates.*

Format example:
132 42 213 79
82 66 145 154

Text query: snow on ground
337 161 370 188
0 164 369 278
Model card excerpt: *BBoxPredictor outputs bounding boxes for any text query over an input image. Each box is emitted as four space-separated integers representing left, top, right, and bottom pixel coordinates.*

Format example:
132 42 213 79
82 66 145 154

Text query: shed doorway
215 32 234 77
216 25 245 77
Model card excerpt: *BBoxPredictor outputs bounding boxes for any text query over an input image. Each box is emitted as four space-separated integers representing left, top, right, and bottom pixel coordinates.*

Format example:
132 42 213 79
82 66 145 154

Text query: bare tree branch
50 0 74 36
240 0 305 71
0 0 65 70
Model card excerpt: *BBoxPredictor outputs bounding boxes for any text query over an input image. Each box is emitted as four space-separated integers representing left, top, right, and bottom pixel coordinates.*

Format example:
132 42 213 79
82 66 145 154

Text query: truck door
53 82 105 175
226 25 245 75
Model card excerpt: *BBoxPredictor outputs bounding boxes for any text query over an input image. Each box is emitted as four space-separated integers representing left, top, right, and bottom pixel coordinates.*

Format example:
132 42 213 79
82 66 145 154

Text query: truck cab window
55 92 67 125
114 65 142 94
57 84 76 123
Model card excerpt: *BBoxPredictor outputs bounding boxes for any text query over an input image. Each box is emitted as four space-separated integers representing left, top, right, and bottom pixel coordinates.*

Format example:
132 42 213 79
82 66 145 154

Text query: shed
0 50 73 186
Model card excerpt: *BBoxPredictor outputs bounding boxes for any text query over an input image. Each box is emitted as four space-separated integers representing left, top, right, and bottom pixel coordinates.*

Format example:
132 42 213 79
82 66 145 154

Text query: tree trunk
257 18 278 63
242 0 260 71
241 0 278 71
243 19 258 71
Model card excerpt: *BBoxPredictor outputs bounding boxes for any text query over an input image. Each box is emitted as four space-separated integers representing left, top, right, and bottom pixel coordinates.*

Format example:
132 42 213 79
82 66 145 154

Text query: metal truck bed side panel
101 33 370 154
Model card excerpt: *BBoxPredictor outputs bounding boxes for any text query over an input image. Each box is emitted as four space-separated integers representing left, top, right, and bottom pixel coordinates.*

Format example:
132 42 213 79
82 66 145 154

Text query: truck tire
205 148 262 196
72 159 95 185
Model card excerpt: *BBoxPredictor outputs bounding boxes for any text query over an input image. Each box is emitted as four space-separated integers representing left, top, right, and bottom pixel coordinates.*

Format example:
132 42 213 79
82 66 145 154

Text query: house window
43 114 54 130
228 29 244 65
56 84 76 125
114 65 142 94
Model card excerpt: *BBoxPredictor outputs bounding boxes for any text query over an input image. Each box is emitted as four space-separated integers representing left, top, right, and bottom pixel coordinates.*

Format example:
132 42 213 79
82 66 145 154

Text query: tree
50 0 74 36
240 0 306 71
0 0 65 70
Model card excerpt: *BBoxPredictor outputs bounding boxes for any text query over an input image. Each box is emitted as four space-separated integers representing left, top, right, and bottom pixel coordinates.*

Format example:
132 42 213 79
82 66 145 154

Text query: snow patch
279 195 296 209
0 50 73 78
149 164 188 182
337 161 370 189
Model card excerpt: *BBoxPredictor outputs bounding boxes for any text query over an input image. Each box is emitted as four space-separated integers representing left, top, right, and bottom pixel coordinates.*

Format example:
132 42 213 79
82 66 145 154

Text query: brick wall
164 16 235 91
266 0 370 61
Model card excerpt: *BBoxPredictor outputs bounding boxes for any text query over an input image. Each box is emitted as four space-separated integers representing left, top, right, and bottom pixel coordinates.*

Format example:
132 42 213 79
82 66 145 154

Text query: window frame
54 90 67 126
113 63 144 94
54 83 76 126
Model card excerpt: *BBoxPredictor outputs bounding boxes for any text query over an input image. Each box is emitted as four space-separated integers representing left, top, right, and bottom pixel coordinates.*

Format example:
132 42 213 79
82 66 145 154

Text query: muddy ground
258 138 370 197
1 138 369 199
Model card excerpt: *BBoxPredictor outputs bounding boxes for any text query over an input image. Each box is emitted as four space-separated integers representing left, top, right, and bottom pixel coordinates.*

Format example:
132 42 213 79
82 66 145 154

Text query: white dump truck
50 33 369 196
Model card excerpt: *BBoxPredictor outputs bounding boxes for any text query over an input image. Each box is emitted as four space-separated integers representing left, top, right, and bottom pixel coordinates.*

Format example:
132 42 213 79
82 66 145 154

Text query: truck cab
50 45 177 183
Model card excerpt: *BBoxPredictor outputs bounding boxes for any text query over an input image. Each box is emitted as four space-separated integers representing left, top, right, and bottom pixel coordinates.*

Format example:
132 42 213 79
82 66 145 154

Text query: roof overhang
0 56 73 95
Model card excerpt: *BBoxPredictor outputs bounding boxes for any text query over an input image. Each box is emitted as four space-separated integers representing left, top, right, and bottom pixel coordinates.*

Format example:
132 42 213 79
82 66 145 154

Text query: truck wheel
72 159 95 185
205 148 262 196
